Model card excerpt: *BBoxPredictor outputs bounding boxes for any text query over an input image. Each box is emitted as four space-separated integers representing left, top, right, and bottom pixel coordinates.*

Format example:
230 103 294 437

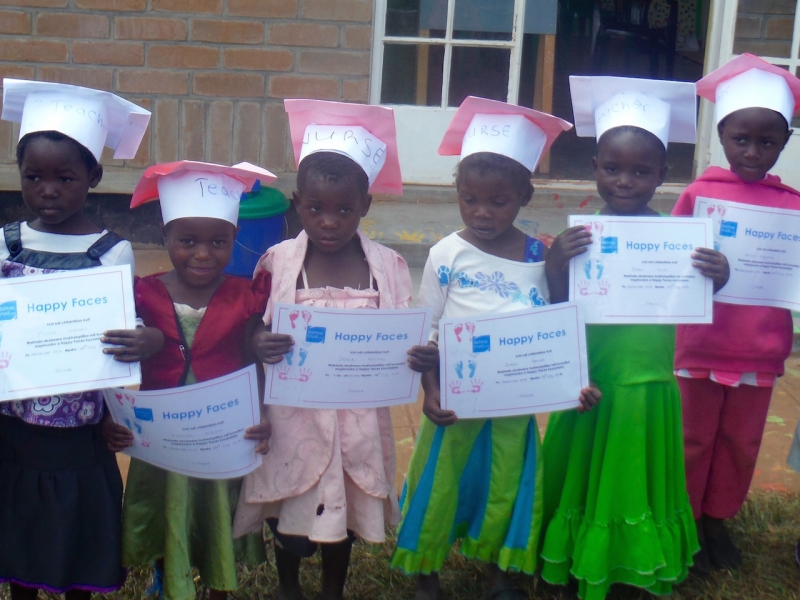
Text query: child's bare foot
704 517 742 570
414 572 441 600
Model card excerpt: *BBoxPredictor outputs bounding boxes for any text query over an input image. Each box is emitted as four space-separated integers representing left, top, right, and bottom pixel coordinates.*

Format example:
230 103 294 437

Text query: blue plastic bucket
224 186 289 277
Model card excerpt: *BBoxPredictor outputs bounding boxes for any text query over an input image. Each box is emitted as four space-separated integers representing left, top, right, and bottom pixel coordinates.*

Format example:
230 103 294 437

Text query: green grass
4 491 800 599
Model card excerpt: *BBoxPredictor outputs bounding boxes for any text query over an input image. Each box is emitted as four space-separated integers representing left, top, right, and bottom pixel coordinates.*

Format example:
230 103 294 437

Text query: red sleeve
671 187 696 216
248 269 271 318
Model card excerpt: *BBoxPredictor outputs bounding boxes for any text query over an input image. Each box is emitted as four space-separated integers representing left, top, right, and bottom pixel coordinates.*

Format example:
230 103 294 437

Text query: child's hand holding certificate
439 302 589 418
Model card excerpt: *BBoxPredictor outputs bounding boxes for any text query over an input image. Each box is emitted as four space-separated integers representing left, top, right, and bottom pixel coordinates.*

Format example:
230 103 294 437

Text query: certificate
103 365 262 479
265 303 433 409
568 215 714 324
695 197 800 310
0 265 140 402
439 303 588 418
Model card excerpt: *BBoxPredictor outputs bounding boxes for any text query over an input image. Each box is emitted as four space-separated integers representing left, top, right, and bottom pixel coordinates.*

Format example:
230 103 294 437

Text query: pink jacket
672 167 800 375
238 230 411 507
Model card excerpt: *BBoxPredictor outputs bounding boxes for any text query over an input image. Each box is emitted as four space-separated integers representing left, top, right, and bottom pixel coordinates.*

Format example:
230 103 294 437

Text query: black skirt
0 414 126 592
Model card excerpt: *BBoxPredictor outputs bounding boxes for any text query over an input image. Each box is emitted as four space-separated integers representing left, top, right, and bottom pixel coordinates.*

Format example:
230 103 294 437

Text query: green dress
539 324 698 599
122 306 265 600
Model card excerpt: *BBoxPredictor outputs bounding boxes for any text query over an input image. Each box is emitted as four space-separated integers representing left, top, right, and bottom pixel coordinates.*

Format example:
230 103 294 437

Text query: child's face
164 217 236 288
719 107 791 182
593 130 667 216
18 136 102 231
293 176 371 255
457 168 526 241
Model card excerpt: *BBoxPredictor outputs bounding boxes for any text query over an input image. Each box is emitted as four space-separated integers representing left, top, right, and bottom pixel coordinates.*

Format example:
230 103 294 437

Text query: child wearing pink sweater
672 54 800 571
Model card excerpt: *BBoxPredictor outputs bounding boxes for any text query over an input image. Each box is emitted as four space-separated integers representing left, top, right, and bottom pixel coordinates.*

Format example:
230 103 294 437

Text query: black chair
590 0 678 79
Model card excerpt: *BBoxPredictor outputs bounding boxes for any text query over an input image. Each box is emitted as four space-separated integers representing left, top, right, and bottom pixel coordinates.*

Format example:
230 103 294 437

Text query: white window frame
697 0 800 174
369 0 529 107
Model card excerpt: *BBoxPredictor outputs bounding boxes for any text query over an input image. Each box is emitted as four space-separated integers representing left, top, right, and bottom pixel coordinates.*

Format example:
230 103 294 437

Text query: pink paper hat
284 99 402 195
2 78 151 161
438 96 573 172
697 53 800 125
130 160 277 225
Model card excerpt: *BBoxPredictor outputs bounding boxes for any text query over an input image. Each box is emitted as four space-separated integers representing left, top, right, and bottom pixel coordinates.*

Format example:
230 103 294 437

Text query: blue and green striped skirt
391 415 542 575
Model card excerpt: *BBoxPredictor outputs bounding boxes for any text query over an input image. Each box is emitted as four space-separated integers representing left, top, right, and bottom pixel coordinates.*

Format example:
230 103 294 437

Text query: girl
540 77 728 599
390 97 599 600
0 80 150 599
102 160 276 600
234 99 438 600
672 54 800 571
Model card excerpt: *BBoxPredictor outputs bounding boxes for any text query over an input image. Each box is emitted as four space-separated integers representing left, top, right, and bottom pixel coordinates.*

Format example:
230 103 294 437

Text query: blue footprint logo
285 347 295 366
468 360 477 378
596 260 604 280
437 265 451 285
298 348 308 366
583 260 592 280
455 360 464 379
529 287 546 306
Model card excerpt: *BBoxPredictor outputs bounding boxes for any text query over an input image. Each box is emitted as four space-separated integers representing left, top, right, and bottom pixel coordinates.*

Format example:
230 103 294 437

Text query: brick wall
733 0 796 60
0 0 374 193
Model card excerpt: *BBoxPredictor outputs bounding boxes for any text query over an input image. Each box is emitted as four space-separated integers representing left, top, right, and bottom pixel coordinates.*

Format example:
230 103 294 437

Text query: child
391 97 599 600
103 160 276 600
540 77 729 599
671 54 800 571
0 80 150 598
234 99 438 600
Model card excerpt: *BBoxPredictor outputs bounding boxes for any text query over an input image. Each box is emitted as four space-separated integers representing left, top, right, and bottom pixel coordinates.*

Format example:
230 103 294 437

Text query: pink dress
234 231 411 544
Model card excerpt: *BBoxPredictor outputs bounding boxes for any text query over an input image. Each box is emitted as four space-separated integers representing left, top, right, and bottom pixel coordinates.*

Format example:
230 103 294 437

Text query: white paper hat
1 79 151 161
438 96 572 172
130 160 278 225
570 75 697 148
284 99 403 195
715 69 793 125
299 124 386 187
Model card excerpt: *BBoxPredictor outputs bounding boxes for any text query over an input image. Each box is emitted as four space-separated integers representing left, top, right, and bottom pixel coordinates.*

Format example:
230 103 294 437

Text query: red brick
299 50 369 76
148 45 219 69
152 0 221 14
0 10 31 35
73 41 144 66
208 101 233 165
124 96 152 168
342 78 368 102
181 100 205 161
343 25 371 49
233 102 260 164
193 72 264 97
37 13 109 38
0 40 68 63
0 0 65 6
115 16 187 41
118 69 189 94
0 65 36 82
0 118 14 164
154 98 179 163
228 0 296 18
737 0 795 15
268 75 338 100
262 101 288 171
765 17 794 39
733 39 792 57
39 66 114 90
268 22 339 47
75 0 146 9
301 0 371 22
192 19 264 44
224 48 293 71
735 16 762 39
